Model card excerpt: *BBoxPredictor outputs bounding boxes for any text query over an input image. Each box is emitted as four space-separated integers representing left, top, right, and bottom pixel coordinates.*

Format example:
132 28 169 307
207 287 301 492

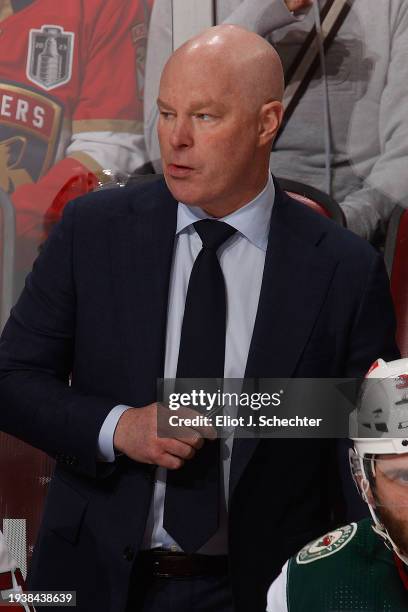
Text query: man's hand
285 0 313 13
113 403 217 470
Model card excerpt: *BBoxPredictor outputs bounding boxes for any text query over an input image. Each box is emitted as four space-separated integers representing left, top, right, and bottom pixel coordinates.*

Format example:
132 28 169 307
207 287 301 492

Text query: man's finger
164 438 197 460
170 430 205 449
171 406 218 440
159 453 185 470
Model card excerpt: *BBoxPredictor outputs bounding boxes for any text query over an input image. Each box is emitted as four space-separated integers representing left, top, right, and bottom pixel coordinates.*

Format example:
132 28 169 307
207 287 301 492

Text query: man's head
350 358 408 564
157 25 284 217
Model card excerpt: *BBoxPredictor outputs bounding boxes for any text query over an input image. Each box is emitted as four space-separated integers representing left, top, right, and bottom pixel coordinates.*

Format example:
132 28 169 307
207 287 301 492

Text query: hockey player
0 0 153 296
267 357 408 611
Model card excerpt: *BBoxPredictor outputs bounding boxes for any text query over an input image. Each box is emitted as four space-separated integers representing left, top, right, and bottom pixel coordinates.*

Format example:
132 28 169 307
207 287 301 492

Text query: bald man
0 25 398 612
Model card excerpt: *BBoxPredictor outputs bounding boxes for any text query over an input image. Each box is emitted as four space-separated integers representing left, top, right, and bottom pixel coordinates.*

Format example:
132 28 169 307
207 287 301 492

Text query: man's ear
258 100 284 147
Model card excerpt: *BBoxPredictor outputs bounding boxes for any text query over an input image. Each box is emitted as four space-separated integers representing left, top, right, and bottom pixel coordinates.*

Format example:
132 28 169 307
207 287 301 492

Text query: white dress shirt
98 174 275 553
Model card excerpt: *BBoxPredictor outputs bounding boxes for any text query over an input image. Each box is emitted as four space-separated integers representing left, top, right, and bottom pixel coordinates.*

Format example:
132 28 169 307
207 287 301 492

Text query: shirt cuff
97 404 131 462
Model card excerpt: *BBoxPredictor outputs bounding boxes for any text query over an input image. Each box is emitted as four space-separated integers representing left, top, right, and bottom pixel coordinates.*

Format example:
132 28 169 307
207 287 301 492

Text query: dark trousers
126 568 234 612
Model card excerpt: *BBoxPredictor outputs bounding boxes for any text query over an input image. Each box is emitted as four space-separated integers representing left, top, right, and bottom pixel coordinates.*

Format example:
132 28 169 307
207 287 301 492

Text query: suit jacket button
123 546 135 561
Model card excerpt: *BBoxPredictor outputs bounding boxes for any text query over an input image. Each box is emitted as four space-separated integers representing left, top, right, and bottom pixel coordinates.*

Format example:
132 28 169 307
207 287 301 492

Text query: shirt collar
176 174 275 252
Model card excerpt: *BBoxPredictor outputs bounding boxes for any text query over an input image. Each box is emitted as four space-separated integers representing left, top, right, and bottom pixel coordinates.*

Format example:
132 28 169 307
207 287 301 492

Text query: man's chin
163 174 202 207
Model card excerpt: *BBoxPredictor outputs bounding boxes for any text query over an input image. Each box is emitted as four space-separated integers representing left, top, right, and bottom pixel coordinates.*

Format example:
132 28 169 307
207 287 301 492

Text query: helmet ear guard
360 477 372 504
349 447 363 495
349 448 374 506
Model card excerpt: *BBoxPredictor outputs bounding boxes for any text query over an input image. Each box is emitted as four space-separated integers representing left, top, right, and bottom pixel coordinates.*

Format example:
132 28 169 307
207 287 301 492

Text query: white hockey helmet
349 357 408 564
350 357 408 453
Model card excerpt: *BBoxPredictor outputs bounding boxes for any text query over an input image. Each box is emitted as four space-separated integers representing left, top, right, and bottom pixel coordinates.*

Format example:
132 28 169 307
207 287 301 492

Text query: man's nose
169 118 193 149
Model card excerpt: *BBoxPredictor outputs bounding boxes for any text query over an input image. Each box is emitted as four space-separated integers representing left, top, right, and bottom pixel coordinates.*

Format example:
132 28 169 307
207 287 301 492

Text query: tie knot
193 220 237 251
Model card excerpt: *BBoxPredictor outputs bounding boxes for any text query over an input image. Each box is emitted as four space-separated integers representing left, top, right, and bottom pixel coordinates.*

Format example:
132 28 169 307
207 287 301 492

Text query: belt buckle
152 558 172 579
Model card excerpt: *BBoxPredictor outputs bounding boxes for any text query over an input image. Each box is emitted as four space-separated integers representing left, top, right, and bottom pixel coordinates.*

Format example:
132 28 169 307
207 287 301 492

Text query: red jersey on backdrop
0 0 152 293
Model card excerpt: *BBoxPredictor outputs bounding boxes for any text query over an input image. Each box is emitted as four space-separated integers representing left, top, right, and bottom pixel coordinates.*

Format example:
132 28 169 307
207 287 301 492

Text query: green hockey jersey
267 519 408 611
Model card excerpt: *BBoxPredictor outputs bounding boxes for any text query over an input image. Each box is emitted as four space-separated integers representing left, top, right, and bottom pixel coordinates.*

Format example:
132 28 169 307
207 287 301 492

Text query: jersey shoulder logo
296 523 357 564
26 25 75 91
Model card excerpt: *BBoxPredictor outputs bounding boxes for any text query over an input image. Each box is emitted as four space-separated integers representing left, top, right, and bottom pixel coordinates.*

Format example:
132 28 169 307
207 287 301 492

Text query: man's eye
160 111 174 120
385 469 408 485
397 471 408 485
195 113 212 121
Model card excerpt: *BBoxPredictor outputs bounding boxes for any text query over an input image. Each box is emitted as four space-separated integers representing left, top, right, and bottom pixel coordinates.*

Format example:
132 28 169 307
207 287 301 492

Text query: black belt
137 549 229 578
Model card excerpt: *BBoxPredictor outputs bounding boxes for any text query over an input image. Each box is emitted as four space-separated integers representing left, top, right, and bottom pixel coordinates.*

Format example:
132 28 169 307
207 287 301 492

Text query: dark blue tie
164 220 237 553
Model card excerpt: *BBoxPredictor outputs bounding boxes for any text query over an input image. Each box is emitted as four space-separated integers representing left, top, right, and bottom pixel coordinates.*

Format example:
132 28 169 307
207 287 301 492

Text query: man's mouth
167 163 194 178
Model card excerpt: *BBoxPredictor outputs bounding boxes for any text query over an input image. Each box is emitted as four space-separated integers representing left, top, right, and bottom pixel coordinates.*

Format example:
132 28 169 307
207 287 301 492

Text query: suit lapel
230 186 339 500
109 180 177 403
245 188 339 379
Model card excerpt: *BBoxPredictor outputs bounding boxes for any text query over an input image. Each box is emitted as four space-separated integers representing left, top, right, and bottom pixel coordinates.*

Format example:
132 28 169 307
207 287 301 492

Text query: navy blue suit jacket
0 176 399 612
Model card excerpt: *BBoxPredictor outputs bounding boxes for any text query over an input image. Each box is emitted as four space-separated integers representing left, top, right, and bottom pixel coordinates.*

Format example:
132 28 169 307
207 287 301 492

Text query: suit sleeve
0 202 119 479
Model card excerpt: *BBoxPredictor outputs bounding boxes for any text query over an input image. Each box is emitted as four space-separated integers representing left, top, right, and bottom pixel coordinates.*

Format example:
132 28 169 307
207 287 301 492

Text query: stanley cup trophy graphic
27 25 74 91
37 32 62 87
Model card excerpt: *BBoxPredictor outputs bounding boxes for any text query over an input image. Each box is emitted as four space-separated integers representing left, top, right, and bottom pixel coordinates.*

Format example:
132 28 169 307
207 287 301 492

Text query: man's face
373 454 408 555
157 56 263 216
